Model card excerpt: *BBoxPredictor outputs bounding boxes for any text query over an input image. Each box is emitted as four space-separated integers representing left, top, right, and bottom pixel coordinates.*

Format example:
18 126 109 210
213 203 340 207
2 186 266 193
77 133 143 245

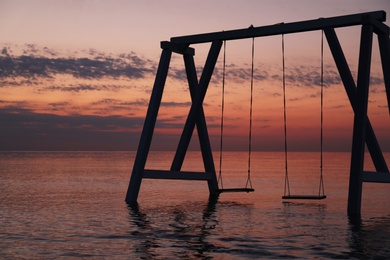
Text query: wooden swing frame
125 11 390 216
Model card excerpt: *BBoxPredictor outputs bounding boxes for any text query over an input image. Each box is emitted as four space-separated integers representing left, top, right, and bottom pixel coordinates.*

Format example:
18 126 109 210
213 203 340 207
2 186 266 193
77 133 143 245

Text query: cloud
208 61 349 89
284 64 384 88
90 98 149 107
288 97 302 102
0 97 149 117
0 105 210 150
4 43 381 93
0 79 40 87
161 101 193 107
48 101 71 109
0 45 155 80
0 107 146 150
211 63 269 84
1 47 9 56
38 84 135 93
42 46 58 57
24 44 40 54
168 63 269 84
169 68 187 81
0 43 386 92
283 65 341 88
330 104 347 109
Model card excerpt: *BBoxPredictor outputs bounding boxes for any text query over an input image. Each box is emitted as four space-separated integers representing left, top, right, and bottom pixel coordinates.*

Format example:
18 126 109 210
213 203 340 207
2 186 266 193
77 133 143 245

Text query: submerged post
125 48 172 205
347 21 373 216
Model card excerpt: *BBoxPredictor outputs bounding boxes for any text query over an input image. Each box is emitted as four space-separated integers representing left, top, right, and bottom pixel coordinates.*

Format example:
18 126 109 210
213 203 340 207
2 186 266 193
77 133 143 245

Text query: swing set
126 11 390 216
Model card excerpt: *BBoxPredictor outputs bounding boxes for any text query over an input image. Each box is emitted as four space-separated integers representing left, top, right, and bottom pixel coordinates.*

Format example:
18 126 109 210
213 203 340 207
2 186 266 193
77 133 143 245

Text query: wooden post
348 22 373 216
125 48 172 205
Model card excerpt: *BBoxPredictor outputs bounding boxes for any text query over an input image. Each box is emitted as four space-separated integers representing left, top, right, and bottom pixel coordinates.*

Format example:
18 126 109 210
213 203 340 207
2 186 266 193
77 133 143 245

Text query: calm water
0 151 389 259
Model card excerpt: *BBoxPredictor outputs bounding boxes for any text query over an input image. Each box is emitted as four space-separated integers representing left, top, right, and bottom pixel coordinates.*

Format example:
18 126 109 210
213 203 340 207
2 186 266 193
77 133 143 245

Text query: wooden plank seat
218 188 255 193
282 195 327 200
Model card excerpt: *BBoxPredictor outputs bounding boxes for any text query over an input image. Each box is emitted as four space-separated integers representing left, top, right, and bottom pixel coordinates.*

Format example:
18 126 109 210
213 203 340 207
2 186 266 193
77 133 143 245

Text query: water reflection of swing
127 197 219 257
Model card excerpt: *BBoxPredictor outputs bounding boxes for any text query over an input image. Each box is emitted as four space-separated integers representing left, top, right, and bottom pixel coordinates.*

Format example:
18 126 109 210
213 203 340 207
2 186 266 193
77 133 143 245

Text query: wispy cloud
161 101 194 107
0 105 205 150
37 84 135 93
209 61 350 89
0 97 149 117
0 44 155 80
0 106 143 150
90 98 149 107
2 44 383 90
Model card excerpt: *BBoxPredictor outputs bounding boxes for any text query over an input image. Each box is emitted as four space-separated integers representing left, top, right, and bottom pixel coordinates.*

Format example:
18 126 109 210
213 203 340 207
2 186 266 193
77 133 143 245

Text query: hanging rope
319 30 326 197
246 37 255 189
218 40 227 189
282 32 326 199
218 38 255 193
282 34 290 197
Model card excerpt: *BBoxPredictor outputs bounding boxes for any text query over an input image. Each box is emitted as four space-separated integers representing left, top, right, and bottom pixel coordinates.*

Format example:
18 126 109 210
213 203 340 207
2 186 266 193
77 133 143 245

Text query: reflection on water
127 196 390 259
0 151 389 259
348 215 390 259
128 196 219 259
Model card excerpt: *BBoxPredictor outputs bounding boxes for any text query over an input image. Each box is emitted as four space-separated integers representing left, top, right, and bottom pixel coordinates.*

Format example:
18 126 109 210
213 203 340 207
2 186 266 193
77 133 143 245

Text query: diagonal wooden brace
324 27 389 173
171 41 223 172
181 53 219 193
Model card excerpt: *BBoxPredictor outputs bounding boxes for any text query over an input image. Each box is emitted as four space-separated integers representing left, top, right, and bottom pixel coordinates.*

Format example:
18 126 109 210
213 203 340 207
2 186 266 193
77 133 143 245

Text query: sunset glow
1 0 389 151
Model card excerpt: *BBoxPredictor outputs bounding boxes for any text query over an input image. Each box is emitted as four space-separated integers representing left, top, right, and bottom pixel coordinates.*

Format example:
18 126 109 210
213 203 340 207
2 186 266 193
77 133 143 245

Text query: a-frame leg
324 27 388 173
171 41 222 176
348 23 373 216
125 48 172 205
181 53 219 194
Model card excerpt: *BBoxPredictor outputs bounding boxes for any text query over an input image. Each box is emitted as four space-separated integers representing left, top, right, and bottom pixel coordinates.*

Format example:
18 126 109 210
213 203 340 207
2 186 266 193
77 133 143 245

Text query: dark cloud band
0 45 154 80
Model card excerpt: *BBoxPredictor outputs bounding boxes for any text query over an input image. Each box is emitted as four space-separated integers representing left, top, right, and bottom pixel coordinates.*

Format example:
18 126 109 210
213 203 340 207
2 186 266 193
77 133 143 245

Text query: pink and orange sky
0 0 389 151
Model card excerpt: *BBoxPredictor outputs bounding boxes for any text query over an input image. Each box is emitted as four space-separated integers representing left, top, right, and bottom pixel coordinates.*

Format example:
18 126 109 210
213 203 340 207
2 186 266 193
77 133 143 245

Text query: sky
0 0 389 152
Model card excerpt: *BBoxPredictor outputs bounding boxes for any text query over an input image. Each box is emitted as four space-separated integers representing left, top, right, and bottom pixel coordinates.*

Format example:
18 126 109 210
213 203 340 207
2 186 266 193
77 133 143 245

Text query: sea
0 151 389 259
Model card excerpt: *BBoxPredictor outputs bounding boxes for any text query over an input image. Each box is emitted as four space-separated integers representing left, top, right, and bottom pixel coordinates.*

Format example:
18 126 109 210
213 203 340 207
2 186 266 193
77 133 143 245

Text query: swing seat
218 188 255 193
282 194 326 200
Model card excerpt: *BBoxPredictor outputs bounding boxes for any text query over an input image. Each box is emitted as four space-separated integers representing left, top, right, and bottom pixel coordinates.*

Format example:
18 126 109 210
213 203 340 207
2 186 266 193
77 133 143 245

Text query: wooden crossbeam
171 11 386 45
363 171 390 183
218 188 255 193
160 41 194 55
282 195 327 200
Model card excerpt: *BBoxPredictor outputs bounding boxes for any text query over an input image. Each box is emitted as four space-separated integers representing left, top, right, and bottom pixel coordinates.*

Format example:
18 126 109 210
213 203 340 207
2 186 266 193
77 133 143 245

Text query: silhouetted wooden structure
126 11 390 216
